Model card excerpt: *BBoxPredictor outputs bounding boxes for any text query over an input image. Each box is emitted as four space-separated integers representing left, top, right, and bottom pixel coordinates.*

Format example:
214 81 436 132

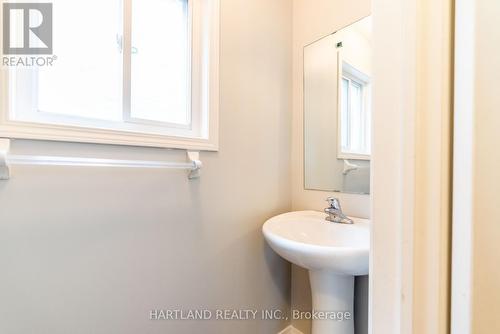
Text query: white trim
370 0 416 331
0 0 220 151
277 325 304 334
451 0 474 332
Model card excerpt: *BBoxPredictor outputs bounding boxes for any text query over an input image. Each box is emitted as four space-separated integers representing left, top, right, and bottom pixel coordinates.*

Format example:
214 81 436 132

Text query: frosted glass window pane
131 0 190 125
341 78 349 149
37 0 122 121
349 81 362 152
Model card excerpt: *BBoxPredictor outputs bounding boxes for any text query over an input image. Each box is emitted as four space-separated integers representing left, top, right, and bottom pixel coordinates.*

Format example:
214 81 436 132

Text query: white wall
0 1 293 333
291 1 371 333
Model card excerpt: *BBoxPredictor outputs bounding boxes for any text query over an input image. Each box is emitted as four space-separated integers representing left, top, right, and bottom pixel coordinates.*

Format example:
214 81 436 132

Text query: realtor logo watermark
2 2 56 66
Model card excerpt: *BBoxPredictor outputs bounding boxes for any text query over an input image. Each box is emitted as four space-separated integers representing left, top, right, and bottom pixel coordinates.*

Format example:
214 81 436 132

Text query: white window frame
337 58 371 160
0 0 220 151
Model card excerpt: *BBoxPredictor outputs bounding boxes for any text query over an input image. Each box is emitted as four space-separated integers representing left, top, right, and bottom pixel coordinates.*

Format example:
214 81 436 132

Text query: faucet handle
326 197 342 211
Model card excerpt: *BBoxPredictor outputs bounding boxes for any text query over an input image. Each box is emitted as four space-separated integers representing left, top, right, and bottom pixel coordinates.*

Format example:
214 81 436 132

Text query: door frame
451 0 474 332
370 0 453 332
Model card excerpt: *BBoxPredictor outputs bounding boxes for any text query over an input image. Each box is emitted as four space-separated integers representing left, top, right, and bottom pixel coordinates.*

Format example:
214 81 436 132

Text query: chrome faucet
324 197 354 224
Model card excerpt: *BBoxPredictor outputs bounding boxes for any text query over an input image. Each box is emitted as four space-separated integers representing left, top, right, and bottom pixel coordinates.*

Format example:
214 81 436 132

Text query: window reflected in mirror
340 62 371 159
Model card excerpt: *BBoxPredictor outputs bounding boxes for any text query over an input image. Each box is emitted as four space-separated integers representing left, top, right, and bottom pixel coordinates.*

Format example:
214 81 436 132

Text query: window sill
0 120 219 151
337 152 371 161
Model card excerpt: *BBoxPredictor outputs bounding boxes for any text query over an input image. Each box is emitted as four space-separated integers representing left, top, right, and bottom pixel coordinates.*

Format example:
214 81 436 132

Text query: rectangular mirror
304 16 371 194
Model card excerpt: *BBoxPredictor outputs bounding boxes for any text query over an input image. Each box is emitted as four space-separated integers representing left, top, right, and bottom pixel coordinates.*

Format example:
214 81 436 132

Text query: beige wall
0 1 293 333
471 0 500 332
291 1 371 333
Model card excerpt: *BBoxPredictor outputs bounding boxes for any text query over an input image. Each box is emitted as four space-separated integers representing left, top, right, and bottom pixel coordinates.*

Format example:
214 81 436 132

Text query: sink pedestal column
309 270 355 334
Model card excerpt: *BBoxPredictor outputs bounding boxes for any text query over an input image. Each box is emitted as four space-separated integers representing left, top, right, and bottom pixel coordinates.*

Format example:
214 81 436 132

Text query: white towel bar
0 139 202 180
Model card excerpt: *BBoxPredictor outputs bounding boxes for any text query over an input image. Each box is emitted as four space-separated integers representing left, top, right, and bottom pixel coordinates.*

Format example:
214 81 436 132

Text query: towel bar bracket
0 138 10 180
187 151 203 179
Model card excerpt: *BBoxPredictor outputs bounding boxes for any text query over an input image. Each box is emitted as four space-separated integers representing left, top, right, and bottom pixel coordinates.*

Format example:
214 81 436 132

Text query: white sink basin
263 210 369 275
263 211 370 334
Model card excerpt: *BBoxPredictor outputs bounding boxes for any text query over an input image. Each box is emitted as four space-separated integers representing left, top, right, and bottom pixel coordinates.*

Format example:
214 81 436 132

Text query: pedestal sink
262 211 369 334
